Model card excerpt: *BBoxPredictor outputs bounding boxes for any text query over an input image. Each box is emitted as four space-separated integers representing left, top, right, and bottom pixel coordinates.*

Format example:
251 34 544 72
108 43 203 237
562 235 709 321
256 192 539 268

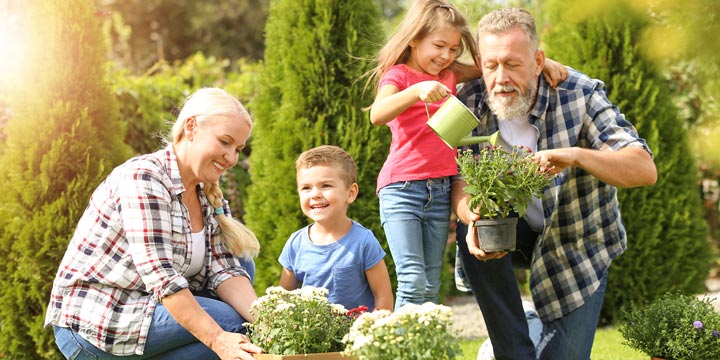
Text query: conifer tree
245 0 389 291
541 1 711 323
0 1 132 358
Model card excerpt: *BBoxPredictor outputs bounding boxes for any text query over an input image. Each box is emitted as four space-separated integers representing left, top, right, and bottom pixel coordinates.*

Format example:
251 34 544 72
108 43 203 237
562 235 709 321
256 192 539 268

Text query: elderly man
452 8 657 360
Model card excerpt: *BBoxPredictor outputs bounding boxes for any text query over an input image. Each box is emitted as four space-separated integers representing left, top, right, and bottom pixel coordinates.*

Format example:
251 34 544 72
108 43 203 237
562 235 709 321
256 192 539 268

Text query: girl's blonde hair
171 88 260 258
365 0 478 94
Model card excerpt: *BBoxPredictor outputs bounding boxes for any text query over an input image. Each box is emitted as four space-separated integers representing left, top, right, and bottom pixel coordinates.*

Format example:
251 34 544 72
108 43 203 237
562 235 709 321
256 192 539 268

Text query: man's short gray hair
478 8 539 50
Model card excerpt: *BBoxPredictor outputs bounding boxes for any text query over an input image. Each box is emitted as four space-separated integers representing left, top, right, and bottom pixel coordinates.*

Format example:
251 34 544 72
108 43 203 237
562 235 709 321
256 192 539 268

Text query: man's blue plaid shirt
457 68 653 322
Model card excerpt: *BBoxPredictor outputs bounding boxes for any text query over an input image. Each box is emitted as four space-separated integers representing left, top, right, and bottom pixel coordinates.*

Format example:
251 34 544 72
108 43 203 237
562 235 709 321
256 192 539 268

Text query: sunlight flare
0 0 27 85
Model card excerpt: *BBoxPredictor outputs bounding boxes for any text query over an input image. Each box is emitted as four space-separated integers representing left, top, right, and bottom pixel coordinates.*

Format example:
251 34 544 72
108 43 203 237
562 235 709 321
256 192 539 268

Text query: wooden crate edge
253 351 351 360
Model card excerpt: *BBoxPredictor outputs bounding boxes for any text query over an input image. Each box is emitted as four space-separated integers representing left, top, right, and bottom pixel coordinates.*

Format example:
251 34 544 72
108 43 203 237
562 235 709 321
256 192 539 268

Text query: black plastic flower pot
474 217 518 252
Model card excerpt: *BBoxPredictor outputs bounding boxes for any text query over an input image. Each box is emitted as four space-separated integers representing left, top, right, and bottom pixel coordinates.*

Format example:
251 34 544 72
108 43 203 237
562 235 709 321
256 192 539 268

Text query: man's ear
535 49 546 77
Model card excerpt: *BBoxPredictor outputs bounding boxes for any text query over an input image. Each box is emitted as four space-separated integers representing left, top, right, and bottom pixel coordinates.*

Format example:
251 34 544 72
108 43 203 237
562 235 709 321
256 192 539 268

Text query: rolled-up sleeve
586 82 653 157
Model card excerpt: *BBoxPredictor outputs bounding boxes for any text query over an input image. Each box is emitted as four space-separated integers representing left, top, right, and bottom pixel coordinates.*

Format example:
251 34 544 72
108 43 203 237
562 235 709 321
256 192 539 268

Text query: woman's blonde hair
365 0 478 94
171 88 260 258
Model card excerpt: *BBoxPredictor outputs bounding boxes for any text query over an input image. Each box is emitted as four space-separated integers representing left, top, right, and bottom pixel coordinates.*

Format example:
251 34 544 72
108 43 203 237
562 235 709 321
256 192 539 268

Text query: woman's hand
162 289 261 360
212 332 262 360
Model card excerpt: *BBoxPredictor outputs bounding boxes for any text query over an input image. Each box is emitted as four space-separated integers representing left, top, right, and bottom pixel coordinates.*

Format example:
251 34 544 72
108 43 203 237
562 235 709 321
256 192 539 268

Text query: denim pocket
54 327 99 360
378 180 411 193
69 344 98 360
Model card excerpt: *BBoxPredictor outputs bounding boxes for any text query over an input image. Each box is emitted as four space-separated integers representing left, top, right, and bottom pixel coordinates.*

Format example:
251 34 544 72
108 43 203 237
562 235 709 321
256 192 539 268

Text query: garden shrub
245 0 391 294
542 1 712 324
620 292 720 359
0 1 132 358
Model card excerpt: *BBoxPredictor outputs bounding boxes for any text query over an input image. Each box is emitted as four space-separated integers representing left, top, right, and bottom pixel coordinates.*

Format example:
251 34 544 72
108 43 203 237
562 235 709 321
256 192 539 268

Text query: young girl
367 0 566 310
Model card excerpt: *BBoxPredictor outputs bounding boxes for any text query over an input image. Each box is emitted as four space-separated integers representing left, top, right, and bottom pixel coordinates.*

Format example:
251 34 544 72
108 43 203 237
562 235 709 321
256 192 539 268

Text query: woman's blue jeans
53 259 255 359
378 177 451 309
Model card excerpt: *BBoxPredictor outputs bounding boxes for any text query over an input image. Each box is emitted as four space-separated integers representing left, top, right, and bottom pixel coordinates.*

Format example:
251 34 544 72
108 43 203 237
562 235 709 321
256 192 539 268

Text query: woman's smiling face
184 114 250 187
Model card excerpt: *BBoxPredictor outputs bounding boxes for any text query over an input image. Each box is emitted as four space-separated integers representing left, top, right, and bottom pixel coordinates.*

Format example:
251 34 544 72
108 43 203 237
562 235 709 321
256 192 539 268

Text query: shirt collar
529 75 551 128
161 145 186 197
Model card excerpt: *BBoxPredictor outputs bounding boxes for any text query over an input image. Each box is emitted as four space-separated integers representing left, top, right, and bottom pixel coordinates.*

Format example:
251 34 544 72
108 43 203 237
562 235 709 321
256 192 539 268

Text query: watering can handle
425 95 454 121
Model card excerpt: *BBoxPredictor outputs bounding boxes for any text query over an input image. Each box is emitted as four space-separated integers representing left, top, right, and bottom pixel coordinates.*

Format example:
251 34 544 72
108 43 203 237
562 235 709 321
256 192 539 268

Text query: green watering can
426 95 499 149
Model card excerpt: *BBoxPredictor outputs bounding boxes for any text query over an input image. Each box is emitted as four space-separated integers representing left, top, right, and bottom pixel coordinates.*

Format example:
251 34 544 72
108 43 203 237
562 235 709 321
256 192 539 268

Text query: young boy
279 145 393 311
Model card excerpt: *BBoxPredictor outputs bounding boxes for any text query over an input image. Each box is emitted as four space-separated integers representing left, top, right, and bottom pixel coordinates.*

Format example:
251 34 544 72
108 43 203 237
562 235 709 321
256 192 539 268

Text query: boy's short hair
296 145 357 187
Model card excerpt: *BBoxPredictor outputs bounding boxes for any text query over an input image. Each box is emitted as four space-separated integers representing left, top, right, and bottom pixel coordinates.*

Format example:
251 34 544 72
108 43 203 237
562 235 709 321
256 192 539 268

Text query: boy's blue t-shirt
278 220 386 310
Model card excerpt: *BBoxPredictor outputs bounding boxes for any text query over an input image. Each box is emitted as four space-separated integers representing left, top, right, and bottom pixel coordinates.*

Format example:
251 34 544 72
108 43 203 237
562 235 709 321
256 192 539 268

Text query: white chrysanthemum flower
331 303 348 314
349 334 373 350
343 301 459 360
276 302 296 312
265 286 287 295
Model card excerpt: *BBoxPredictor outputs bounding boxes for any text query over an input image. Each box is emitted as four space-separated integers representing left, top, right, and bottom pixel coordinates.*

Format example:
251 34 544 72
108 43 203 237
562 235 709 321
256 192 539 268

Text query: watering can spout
457 131 500 146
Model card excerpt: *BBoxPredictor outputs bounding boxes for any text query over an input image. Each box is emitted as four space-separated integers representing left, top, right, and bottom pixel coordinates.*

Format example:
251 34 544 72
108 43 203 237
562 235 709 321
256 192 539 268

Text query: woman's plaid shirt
45 147 250 355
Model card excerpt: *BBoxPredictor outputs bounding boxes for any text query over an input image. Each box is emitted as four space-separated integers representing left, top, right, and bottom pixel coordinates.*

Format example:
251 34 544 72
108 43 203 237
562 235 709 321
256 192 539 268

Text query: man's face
478 27 544 119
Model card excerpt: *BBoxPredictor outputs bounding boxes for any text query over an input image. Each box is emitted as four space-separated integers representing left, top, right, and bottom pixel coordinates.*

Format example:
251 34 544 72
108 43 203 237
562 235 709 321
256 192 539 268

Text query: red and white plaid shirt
45 147 250 355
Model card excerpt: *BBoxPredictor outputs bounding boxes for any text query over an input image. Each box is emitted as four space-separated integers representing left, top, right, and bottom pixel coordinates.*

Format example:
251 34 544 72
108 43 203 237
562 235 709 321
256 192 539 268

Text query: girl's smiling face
406 27 462 76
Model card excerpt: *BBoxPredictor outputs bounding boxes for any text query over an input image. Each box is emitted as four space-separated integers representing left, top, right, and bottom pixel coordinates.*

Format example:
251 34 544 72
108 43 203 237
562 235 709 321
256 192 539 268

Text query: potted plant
619 292 720 359
456 145 554 251
343 302 461 360
246 286 361 360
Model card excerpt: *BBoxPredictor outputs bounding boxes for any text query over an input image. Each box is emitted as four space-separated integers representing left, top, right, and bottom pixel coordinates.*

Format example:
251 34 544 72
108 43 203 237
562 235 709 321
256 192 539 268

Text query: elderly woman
46 88 262 360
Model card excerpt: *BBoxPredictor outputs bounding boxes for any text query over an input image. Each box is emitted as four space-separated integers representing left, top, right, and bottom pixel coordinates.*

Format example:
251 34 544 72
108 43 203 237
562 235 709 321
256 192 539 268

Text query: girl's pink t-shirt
376 64 459 192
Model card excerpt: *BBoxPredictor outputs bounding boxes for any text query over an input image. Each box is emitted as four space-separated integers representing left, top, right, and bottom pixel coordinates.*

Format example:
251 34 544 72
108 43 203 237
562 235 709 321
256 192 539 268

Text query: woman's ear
184 116 197 141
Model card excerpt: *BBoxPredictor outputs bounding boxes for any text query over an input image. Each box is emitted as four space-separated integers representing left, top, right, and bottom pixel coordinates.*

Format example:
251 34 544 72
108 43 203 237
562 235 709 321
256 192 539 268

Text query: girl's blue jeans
378 177 451 310
53 259 255 360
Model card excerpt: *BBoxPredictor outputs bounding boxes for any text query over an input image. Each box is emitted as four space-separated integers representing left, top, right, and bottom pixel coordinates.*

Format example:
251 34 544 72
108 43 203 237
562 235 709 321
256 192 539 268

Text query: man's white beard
487 79 536 120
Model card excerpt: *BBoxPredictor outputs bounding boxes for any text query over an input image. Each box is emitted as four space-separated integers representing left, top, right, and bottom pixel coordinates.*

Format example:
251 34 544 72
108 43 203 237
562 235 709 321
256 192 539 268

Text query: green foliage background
542 0 712 324
0 1 133 358
245 0 391 293
0 1 719 358
95 0 269 72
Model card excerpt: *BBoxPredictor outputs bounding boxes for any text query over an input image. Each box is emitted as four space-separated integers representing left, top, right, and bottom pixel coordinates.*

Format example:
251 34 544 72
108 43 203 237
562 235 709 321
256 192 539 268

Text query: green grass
457 327 646 360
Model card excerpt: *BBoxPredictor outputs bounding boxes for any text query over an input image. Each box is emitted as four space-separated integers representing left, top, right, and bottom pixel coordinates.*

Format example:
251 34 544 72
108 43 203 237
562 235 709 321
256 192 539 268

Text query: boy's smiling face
296 164 358 225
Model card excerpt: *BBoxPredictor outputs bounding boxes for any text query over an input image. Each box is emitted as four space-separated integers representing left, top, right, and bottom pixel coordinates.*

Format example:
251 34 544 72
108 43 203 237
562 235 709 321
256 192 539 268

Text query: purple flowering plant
620 292 720 359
